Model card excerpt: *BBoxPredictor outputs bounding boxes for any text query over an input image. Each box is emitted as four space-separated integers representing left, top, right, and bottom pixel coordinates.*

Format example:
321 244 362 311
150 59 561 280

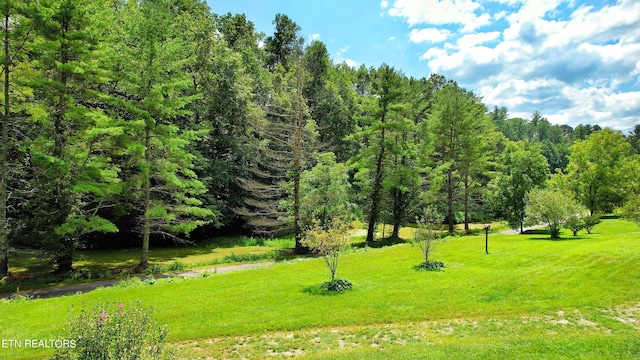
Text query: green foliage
565 128 632 214
427 83 495 233
298 152 357 228
622 195 640 227
411 207 445 263
52 301 171 360
489 140 549 232
348 64 406 244
414 260 445 271
322 278 353 292
582 213 602 234
525 188 587 239
302 217 355 282
564 216 585 236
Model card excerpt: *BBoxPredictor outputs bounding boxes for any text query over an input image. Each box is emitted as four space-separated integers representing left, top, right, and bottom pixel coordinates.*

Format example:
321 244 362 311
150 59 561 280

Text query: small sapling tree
564 216 585 236
412 207 445 270
302 217 355 292
583 213 601 234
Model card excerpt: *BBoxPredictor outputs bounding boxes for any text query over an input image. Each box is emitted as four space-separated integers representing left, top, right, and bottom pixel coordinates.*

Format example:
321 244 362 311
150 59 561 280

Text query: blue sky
206 0 640 131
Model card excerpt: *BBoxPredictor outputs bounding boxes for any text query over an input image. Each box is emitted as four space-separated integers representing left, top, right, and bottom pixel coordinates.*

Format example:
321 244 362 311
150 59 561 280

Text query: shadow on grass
302 284 349 297
528 235 589 241
352 236 406 249
522 229 550 235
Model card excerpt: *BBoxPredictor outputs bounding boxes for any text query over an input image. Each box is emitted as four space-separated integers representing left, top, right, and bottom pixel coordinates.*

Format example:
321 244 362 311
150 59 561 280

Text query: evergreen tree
349 64 404 244
428 84 491 233
114 0 213 269
25 0 122 272
0 0 36 276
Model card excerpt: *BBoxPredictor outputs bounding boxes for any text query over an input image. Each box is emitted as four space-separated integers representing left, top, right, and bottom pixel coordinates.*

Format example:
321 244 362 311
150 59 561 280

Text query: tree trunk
366 131 385 245
447 170 455 233
139 126 151 268
464 176 470 233
292 71 305 254
54 241 74 273
0 10 10 277
293 141 303 253
52 18 74 273
391 188 401 239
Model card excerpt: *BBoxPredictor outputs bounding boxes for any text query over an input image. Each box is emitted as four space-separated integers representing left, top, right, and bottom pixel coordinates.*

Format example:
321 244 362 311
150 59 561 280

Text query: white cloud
335 46 358 68
506 0 564 23
408 28 451 43
381 0 389 9
388 36 396 41
457 31 500 48
420 47 447 60
388 0 490 32
409 0 640 129
344 59 358 67
311 33 320 41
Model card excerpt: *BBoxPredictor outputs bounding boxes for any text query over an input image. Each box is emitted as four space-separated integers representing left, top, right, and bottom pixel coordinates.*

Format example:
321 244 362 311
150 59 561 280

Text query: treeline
1 0 639 275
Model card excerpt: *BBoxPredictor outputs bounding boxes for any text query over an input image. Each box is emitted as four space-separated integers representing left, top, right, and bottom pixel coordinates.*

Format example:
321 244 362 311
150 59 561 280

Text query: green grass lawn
1 219 640 359
1 236 295 293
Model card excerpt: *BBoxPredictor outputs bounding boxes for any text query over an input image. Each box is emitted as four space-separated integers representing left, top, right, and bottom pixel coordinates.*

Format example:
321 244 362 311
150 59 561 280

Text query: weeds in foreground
53 301 172 360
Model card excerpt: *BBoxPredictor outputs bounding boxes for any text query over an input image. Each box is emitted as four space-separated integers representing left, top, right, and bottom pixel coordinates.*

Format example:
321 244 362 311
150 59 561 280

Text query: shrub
52 301 172 360
564 216 585 236
165 262 185 272
583 213 602 234
411 207 445 263
302 217 355 283
114 278 144 289
322 279 353 292
415 260 445 271
622 196 640 227
525 189 587 239
222 252 265 263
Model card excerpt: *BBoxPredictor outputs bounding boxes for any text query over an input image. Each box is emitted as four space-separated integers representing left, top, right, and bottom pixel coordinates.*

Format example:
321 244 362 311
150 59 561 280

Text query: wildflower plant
52 301 172 360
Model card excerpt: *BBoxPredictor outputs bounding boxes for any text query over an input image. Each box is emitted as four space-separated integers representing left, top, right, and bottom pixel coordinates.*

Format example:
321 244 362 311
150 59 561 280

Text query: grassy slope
1 219 640 359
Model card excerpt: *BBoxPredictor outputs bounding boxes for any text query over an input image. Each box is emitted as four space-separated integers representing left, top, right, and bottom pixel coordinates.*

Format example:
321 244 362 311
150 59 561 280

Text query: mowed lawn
1 219 640 359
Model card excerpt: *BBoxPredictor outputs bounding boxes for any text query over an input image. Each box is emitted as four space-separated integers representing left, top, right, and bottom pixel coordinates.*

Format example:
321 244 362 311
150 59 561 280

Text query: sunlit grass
1 219 639 359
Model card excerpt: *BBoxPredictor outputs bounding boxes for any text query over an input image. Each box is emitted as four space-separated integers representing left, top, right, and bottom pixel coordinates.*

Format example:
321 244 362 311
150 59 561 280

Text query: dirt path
0 261 275 300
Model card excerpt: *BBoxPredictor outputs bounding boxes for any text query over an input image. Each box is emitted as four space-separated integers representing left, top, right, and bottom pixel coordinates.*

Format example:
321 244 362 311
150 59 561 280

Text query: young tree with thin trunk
302 216 355 285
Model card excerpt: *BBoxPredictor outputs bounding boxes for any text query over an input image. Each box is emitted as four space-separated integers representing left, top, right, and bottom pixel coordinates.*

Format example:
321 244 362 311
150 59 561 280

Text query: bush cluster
415 260 445 271
322 279 353 292
52 301 172 360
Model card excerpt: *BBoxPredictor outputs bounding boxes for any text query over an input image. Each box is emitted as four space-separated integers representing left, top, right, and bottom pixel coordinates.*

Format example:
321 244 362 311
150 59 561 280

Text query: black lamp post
484 224 490 254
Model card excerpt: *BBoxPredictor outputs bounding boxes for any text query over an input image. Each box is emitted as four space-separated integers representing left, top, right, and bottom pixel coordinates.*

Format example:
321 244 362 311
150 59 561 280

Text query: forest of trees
1 0 639 276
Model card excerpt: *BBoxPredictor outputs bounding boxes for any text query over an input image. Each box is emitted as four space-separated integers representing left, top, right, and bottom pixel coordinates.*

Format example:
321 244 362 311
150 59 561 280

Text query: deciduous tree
525 188 586 239
565 128 631 214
